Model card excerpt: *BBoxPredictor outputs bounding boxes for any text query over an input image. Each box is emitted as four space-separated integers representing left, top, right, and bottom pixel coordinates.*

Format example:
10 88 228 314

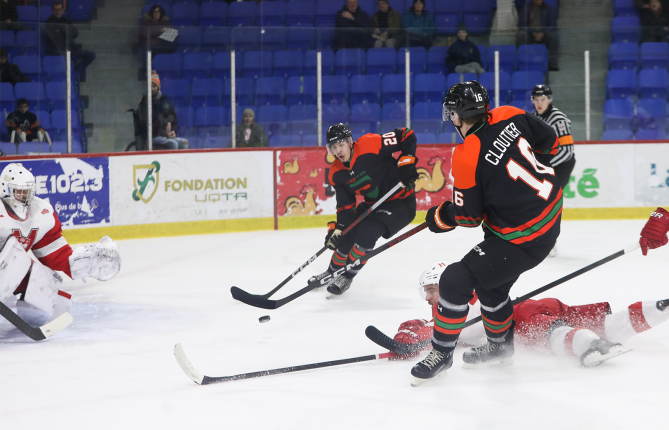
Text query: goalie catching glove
388 319 433 360
425 201 456 233
640 207 669 256
69 236 121 281
324 221 344 250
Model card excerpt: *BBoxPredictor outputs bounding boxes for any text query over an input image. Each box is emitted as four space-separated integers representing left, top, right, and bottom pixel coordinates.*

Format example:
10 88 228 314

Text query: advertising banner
110 151 274 226
0 157 110 228
633 144 669 207
276 146 454 218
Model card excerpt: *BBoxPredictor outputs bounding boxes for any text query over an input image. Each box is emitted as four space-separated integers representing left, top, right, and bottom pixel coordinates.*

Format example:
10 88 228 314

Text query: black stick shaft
0 300 45 341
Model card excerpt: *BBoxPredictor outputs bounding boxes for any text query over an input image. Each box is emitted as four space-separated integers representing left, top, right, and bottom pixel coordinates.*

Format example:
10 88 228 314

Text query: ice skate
548 245 557 258
410 349 453 386
326 275 353 296
580 339 630 367
308 270 335 291
462 323 515 369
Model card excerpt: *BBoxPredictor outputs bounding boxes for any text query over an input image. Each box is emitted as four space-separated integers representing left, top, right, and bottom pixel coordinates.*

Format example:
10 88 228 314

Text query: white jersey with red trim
0 196 73 277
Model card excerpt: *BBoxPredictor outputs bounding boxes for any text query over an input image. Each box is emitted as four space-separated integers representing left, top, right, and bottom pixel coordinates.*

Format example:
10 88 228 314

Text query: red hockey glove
388 319 433 360
325 221 344 250
640 207 669 256
425 201 456 233
397 154 419 186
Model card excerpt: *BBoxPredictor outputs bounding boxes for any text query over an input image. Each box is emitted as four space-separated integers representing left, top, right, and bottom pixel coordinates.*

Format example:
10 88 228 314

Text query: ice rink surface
1 219 667 429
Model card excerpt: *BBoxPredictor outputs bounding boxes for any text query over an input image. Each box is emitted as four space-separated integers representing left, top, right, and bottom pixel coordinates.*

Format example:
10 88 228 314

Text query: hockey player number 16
506 138 555 201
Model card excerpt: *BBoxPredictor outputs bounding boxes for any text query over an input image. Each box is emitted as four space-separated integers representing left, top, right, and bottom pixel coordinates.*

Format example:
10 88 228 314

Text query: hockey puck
259 315 271 323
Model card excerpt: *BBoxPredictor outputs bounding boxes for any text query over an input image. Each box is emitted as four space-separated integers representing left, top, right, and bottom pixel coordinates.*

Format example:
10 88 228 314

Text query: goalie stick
231 222 428 309
174 343 392 385
0 300 73 341
231 182 404 303
366 242 641 355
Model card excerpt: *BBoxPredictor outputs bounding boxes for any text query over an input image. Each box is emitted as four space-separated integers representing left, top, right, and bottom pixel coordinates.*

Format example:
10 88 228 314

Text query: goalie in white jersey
0 163 121 328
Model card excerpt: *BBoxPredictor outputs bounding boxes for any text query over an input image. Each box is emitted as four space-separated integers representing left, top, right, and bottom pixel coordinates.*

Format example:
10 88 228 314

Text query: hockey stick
231 182 405 303
0 300 73 341
231 222 429 309
366 242 642 355
174 343 392 385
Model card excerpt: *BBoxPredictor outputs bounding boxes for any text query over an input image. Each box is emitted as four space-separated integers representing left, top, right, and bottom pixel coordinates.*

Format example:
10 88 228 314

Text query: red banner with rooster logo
276 145 454 218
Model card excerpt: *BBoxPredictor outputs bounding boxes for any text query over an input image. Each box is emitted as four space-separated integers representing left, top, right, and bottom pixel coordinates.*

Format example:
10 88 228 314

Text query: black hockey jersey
442 106 562 247
328 128 417 227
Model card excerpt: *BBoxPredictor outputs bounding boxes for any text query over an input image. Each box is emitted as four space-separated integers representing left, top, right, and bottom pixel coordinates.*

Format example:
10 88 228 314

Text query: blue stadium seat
273 50 304 78
437 131 459 144
601 129 633 140
509 99 533 113
228 1 257 26
607 69 637 99
611 16 640 44
232 27 261 51
317 27 336 50
350 103 380 134
255 77 285 106
640 42 669 70
382 74 410 104
603 99 635 131
286 24 317 50
613 0 638 17
161 79 190 107
511 71 544 101
15 82 46 110
350 74 381 104
0 142 17 155
414 73 445 103
201 136 231 149
51 110 81 137
243 50 273 79
182 53 212 80
463 0 491 33
175 106 195 136
16 31 40 56
18 141 46 154
381 102 406 131
415 132 437 144
39 5 52 22
412 102 443 134
199 2 228 26
516 44 549 73
427 46 449 74
637 98 667 130
224 77 255 106
477 44 488 69
194 106 226 140
16 5 38 22
315 2 340 26
446 72 477 90
269 135 302 147
212 51 242 80
638 69 669 99
288 104 317 135
49 140 83 154
285 1 313 26
0 82 14 111
286 76 316 106
171 3 199 26
257 105 288 136
336 49 366 77
192 78 223 107
367 48 397 76
397 46 427 75
478 71 511 104
609 43 639 70
486 45 516 73
304 49 335 75
435 13 461 34
13 56 41 82
36 110 54 137
636 128 666 140
175 27 202 54
322 75 349 104
201 27 231 53
45 81 69 111
259 0 286 26
153 53 183 79
322 104 350 124
301 135 321 146
0 31 15 54
68 0 94 21
358 0 376 13
435 0 463 17
261 27 287 51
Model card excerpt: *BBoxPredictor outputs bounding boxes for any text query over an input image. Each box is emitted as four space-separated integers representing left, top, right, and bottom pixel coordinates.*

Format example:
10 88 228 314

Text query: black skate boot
462 322 515 369
308 269 335 290
410 349 453 386
326 275 353 296
580 339 628 367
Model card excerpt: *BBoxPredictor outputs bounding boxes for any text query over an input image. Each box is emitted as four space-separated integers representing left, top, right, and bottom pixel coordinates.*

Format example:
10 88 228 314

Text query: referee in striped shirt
531 85 576 191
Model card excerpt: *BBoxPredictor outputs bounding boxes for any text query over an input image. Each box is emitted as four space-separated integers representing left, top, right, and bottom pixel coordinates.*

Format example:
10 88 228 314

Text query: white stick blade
174 343 205 385
39 312 73 339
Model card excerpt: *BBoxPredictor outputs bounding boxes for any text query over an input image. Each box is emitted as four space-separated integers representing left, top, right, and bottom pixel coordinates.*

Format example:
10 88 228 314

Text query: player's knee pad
439 262 477 305
354 219 388 250
0 236 33 303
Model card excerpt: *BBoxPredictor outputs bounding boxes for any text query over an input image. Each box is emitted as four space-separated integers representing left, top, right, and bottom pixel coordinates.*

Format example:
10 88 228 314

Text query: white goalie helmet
0 163 36 218
418 261 448 300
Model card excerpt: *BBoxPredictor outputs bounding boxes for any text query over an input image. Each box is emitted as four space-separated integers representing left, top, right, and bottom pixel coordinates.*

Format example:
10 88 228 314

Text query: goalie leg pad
21 262 66 320
0 236 33 303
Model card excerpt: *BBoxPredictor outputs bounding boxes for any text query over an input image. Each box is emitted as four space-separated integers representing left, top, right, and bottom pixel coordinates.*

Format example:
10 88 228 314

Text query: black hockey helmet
442 80 489 122
326 123 353 147
531 84 553 99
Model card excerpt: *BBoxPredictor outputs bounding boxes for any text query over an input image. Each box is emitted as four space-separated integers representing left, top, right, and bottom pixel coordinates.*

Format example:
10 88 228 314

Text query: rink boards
0 141 667 243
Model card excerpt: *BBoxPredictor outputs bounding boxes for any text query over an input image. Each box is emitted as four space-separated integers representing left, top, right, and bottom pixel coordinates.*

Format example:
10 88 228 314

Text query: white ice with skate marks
0 219 667 429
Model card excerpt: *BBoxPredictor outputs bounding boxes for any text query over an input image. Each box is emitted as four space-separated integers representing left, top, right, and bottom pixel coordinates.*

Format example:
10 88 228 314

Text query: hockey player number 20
506 137 555 201
382 132 397 146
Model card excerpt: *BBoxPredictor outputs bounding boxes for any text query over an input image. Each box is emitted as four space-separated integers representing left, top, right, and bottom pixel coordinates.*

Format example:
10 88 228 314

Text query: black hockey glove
397 154 419 186
325 221 345 250
425 202 456 234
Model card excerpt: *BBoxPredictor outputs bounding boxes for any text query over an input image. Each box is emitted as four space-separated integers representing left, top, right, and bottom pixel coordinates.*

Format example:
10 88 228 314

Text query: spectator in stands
0 0 30 33
639 0 669 42
137 71 189 151
0 49 29 85
401 0 436 49
517 0 559 71
6 98 46 144
140 4 176 56
44 1 96 81
635 0 669 15
236 108 267 148
445 25 485 75
371 0 402 48
334 0 371 50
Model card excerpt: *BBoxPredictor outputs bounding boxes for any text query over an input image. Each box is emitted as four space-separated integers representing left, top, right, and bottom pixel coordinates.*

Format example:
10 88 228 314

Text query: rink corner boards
60 208 657 245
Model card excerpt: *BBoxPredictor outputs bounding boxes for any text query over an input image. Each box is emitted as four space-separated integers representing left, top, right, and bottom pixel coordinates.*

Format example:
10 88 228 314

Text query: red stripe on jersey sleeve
33 211 74 277
32 212 65 250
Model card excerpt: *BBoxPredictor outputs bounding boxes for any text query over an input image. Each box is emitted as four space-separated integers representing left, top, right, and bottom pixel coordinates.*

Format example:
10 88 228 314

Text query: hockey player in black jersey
310 123 418 296
411 81 562 386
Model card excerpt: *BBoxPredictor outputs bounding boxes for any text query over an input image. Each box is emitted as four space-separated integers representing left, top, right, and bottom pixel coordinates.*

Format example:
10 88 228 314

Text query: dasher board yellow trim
561 207 658 220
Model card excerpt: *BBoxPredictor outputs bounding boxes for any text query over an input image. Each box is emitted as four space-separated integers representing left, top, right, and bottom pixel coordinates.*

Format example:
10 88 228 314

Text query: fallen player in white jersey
0 163 121 330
